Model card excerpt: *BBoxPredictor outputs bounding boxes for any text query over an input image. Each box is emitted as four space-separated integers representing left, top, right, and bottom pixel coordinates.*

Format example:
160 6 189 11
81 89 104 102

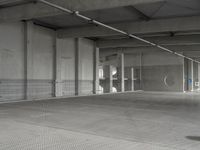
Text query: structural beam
97 35 200 49
58 16 200 38
101 45 200 54
0 0 163 22
125 6 150 21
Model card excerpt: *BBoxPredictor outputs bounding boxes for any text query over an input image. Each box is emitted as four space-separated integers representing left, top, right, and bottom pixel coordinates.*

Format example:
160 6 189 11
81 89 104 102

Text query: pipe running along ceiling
36 0 200 64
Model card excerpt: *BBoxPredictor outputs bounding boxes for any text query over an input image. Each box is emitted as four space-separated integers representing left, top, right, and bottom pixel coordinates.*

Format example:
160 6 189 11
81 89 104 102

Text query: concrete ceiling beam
100 45 200 54
97 35 200 48
0 0 163 22
58 16 200 38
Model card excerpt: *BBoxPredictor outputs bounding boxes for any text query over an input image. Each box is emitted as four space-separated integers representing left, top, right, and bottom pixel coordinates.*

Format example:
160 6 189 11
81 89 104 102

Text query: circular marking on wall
164 75 175 87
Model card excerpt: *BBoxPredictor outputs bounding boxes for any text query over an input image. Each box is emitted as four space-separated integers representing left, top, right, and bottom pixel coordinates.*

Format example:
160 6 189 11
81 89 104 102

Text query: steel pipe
38 0 200 64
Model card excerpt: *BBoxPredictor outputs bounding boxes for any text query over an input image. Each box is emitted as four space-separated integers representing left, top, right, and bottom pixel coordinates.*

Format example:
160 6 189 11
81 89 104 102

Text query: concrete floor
1 92 200 150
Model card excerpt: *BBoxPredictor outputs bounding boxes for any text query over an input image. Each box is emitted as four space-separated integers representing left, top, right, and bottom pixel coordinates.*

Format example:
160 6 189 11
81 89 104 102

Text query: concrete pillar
75 38 80 95
193 62 199 91
93 46 99 94
183 58 189 92
23 21 28 100
198 63 200 90
125 67 135 91
183 58 185 92
104 65 113 93
131 68 135 91
24 21 34 99
54 36 62 97
117 53 125 92
188 60 194 92
191 61 194 92
140 52 143 90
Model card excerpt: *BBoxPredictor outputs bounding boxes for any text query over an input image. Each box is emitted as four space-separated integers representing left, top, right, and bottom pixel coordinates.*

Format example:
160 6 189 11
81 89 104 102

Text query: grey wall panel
0 22 24 79
79 38 94 95
0 79 25 102
27 24 55 99
142 65 183 92
57 38 76 96
142 51 183 66
0 22 25 101
141 52 184 92
31 25 55 80
100 49 184 92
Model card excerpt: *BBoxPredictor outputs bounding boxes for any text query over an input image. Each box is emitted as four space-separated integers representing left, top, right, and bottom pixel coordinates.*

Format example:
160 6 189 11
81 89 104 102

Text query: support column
140 52 143 90
198 63 200 90
191 60 194 92
93 46 99 94
131 67 135 91
104 65 113 93
75 38 80 95
188 60 194 92
117 53 125 92
54 35 62 97
183 58 185 92
193 62 199 91
24 21 34 100
24 21 28 100
124 67 135 91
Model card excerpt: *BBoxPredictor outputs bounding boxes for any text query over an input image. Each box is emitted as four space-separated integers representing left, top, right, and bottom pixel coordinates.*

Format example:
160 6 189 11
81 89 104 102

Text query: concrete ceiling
0 0 200 39
31 0 200 29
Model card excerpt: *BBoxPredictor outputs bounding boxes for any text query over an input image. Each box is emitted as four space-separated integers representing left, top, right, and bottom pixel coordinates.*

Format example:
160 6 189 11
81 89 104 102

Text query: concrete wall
142 52 184 92
0 22 96 102
100 49 184 92
27 23 55 99
78 38 94 95
57 38 76 96
0 22 25 101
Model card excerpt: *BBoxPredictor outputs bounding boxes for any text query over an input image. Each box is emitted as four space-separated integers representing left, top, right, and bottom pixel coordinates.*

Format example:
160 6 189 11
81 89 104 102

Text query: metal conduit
38 0 200 64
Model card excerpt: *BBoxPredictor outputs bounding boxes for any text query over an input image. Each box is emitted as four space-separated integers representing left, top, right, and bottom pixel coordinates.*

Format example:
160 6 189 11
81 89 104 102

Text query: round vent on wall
164 75 175 87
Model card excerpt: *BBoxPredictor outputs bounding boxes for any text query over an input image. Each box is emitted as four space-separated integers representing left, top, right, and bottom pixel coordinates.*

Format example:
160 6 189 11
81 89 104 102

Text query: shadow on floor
186 136 200 142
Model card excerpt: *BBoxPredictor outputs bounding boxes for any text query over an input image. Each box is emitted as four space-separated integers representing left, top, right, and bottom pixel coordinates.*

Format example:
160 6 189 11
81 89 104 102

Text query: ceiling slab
57 16 200 38
97 35 200 48
0 0 164 22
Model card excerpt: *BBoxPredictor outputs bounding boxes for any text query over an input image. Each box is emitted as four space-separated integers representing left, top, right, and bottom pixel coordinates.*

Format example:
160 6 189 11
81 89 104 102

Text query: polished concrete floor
1 92 200 150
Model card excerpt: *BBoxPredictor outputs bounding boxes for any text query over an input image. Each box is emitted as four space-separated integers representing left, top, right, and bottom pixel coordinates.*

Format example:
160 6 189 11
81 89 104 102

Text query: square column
75 38 80 95
131 68 135 91
54 35 62 97
117 53 125 92
193 62 199 91
125 67 135 91
103 65 113 93
93 47 99 94
24 21 34 99
198 63 200 90
188 60 194 92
